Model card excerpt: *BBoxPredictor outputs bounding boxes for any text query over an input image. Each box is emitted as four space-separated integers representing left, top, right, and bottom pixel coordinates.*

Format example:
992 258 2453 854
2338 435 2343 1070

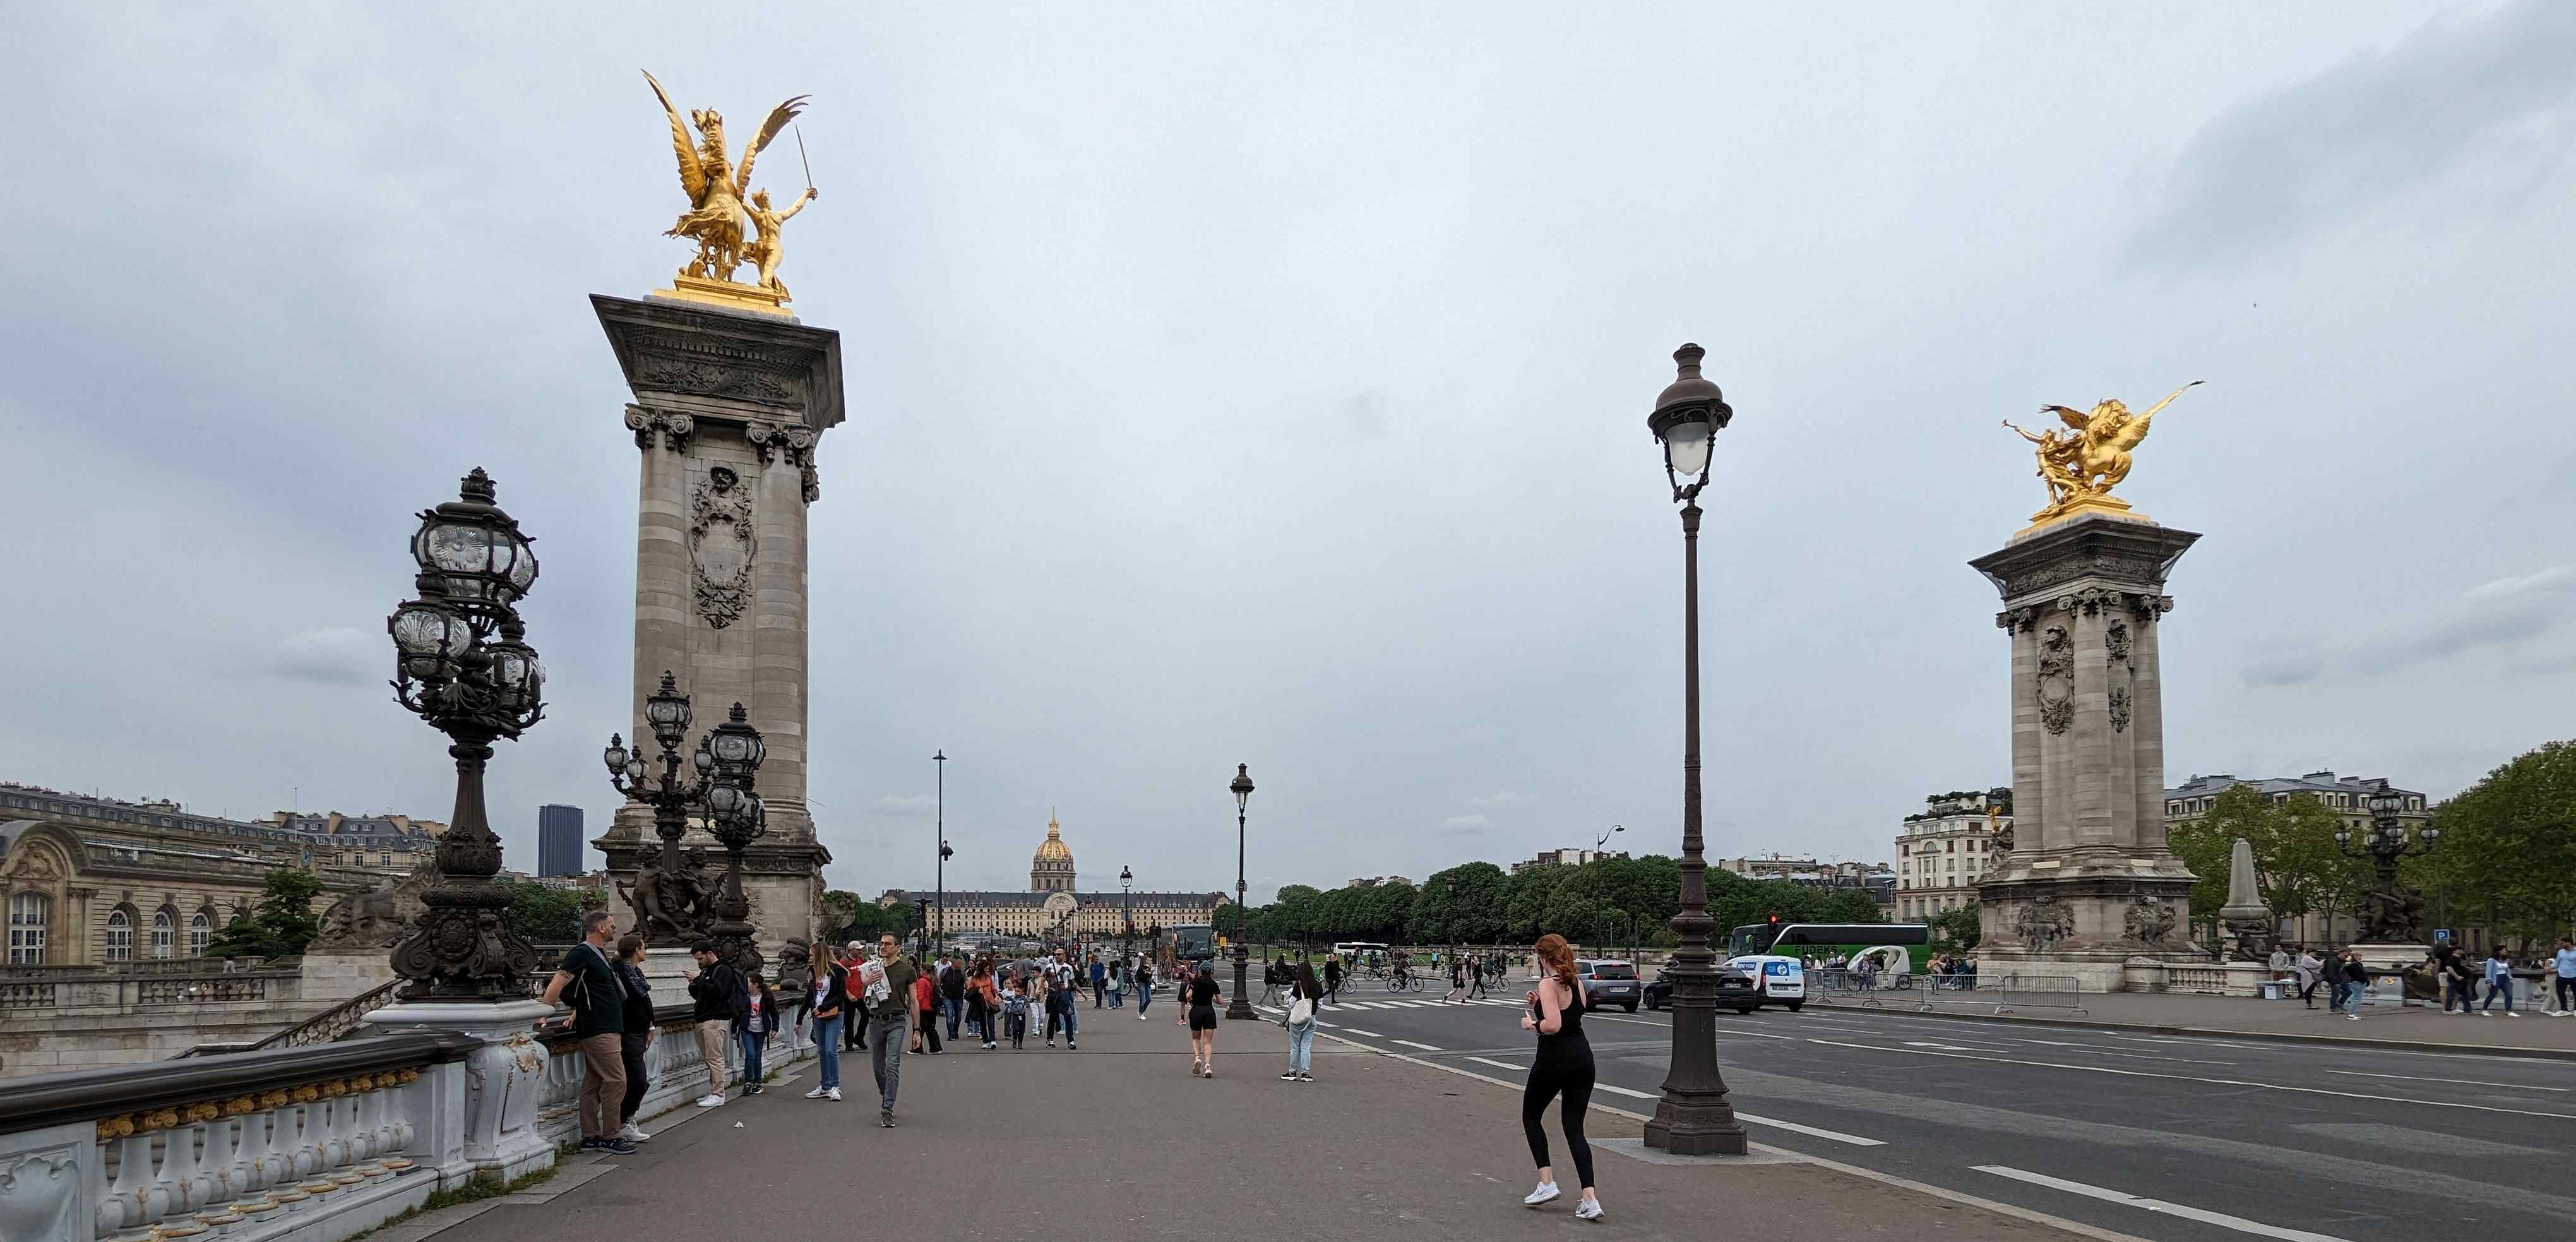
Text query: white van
1726 955 1807 1010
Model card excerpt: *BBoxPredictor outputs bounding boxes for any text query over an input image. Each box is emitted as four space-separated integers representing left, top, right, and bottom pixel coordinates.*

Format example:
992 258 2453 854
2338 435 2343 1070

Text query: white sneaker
2507 1012 2522 1018
616 1123 650 1142
806 1086 830 1099
826 1087 842 1102
1575 1198 1604 1222
696 1093 727 1108
1524 1181 1560 1208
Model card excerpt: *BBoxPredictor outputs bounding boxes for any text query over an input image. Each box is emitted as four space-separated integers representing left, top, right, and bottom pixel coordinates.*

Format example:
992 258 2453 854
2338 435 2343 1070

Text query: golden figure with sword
641 69 818 314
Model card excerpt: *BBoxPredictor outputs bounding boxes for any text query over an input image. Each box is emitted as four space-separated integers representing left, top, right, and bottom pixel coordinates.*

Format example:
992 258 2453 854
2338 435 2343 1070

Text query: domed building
881 811 1224 945
1030 813 1076 893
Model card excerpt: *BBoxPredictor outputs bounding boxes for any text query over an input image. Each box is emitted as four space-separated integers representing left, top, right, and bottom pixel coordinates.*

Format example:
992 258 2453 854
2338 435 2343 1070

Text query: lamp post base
1226 948 1256 1020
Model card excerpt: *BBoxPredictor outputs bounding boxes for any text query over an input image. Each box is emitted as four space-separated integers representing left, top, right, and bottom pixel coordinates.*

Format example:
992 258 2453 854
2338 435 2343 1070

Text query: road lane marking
1468 1056 1525 1072
1393 1039 1444 1051
1595 1084 1657 1099
1974 1166 2353 1242
1803 1038 2576 1120
1732 1112 1887 1147
1342 1029 1382 1037
2325 1069 2569 1091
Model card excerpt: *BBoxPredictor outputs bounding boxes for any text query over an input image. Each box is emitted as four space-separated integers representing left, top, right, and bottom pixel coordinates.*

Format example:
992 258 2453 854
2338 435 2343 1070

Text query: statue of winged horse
643 71 808 284
2039 381 2202 496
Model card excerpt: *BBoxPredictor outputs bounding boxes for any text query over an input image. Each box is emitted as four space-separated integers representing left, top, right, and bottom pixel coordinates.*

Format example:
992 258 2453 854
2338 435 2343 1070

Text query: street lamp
1639 343 1749 1156
1120 865 1135 959
1227 763 1256 1021
700 703 768 975
604 672 715 943
385 468 546 1001
934 749 948 953
1596 823 1624 854
2336 781 2438 943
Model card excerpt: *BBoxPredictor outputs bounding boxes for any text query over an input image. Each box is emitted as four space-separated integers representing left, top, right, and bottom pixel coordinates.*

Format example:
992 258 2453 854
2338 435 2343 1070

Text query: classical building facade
1895 790 2010 921
2164 770 2429 945
1 784 434 967
881 815 1223 942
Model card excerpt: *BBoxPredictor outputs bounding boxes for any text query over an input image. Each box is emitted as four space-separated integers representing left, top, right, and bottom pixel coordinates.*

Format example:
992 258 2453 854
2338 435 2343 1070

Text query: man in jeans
858 933 921 1127
2553 938 2576 1015
938 955 967 1043
541 910 633 1154
685 940 747 1106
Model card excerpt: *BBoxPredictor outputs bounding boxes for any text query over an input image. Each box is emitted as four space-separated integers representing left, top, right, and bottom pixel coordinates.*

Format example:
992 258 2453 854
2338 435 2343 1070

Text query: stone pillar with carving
1969 512 2203 992
591 294 841 964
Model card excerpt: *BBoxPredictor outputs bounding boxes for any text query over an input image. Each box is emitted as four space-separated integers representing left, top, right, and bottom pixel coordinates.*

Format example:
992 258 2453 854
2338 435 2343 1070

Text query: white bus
1332 941 1390 964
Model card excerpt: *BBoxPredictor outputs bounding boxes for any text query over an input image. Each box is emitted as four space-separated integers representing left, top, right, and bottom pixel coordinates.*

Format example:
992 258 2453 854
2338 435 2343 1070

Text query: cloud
1340 390 1390 441
1440 814 1491 835
1469 791 1524 807
2127 0 2576 270
270 627 376 685
873 794 938 816
2241 651 2324 688
2246 563 2576 686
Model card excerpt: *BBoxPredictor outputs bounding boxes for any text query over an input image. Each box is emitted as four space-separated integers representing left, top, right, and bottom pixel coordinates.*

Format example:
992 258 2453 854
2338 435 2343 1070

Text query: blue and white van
1726 955 1807 1010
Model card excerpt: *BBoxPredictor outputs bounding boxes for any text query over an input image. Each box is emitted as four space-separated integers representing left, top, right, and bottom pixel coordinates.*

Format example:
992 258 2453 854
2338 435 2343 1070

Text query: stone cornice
593 294 845 434
1969 513 2201 609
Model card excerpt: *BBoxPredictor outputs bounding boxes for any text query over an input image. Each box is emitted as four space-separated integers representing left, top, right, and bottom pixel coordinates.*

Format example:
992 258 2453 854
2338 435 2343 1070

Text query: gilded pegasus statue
643 71 808 285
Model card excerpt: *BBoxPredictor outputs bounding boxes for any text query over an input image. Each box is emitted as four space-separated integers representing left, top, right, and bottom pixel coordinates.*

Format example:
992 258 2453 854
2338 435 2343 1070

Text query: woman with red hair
1519 933 1602 1221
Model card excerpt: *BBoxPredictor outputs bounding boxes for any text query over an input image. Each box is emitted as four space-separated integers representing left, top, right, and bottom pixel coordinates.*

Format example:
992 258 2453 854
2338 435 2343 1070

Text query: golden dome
1032 813 1073 864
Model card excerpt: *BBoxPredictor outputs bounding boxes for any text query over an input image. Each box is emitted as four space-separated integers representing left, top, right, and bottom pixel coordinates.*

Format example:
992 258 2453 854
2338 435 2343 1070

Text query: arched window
7 892 48 965
105 907 133 962
151 907 176 959
189 909 213 957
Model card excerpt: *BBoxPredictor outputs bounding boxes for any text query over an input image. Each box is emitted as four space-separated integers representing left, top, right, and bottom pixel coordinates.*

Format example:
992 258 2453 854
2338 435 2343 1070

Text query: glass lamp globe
603 735 630 773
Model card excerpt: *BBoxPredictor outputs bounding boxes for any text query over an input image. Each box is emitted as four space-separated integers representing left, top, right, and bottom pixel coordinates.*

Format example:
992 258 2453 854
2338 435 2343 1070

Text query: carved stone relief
2035 625 2075 736
746 421 822 503
2013 895 2075 951
690 466 757 630
2123 894 2175 945
625 405 696 453
2105 619 2135 734
0 1147 82 1242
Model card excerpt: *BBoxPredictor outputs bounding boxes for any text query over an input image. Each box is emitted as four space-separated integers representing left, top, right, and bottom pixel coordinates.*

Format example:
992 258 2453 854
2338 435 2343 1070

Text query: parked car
1726 954 1808 1010
1642 962 1758 1013
1574 958 1643 1012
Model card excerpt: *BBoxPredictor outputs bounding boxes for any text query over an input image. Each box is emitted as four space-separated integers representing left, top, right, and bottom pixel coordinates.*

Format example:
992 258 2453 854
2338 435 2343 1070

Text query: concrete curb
1816 1000 2576 1061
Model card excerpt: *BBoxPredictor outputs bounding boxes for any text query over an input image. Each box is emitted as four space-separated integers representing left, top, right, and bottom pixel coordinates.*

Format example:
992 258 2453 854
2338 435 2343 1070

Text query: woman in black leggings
1519 933 1602 1221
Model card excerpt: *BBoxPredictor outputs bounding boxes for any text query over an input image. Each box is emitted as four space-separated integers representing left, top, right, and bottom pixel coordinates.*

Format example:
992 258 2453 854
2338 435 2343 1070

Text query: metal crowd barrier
1995 974 2088 1016
1815 969 1986 1010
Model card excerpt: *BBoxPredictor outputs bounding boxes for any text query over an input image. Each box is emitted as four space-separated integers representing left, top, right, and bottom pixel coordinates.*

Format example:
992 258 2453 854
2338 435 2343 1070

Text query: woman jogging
1184 962 1222 1077
1519 933 1602 1221
1280 962 1323 1082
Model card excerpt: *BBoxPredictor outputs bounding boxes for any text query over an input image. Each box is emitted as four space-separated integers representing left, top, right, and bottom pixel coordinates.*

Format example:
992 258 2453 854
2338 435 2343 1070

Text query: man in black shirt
686 940 748 1108
542 910 633 1154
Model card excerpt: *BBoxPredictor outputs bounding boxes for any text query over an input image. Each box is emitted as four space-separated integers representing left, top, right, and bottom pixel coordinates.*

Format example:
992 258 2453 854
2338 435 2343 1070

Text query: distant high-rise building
537 804 585 878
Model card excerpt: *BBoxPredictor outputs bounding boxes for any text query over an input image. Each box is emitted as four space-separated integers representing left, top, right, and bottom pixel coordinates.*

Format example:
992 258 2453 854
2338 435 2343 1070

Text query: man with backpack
685 940 748 1107
939 955 967 1042
540 909 633 1154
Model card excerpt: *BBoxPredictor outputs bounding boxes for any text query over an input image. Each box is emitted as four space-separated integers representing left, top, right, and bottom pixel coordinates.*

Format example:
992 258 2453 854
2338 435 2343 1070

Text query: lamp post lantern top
1647 343 1733 501
1232 763 1255 809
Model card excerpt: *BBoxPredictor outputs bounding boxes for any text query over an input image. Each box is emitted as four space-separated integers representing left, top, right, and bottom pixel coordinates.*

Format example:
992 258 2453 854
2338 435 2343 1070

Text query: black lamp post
1120 865 1135 960
385 469 545 1001
1596 823 1625 855
700 703 768 975
604 672 715 943
934 750 950 955
1227 763 1256 1020
2335 782 2439 943
1640 344 1750 1156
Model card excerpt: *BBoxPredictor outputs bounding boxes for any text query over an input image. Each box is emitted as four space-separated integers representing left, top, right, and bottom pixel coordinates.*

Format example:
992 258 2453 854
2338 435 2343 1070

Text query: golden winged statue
2004 381 2200 525
643 71 811 299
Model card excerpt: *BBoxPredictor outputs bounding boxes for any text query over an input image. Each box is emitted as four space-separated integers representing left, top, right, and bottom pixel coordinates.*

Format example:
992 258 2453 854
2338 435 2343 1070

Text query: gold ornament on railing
641 70 818 317
2003 381 2200 528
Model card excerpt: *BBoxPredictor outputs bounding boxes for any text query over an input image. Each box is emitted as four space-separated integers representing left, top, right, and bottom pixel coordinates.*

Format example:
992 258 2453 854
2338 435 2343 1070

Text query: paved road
1265 988 2576 1242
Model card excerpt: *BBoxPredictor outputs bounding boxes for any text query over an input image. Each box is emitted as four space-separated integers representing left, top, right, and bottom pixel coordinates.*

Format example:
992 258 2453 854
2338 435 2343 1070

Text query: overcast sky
3 3 2569 904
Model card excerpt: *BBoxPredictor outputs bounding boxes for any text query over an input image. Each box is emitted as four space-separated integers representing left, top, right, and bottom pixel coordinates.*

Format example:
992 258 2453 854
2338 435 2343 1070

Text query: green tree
503 880 585 945
1927 904 1982 948
2168 784 2371 940
1411 863 1510 944
2424 741 2576 942
206 869 325 960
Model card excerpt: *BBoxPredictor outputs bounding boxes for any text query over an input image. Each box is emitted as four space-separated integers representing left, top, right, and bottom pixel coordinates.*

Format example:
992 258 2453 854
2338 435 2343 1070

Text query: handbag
1289 996 1314 1026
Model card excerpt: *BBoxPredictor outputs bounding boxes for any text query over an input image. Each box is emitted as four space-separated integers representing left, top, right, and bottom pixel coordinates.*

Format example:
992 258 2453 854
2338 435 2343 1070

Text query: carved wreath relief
691 465 757 629
2035 625 2075 735
2105 619 2135 734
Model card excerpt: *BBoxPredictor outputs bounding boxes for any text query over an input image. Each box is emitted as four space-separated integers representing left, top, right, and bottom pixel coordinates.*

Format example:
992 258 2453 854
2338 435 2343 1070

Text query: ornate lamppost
2335 782 2439 944
386 469 546 1001
1640 344 1750 1156
934 749 948 952
604 672 715 943
1227 764 1256 1020
1120 864 1135 961
700 703 768 974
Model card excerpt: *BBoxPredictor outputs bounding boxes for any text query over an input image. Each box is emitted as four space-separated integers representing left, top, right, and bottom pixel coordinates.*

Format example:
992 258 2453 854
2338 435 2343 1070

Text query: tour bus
1170 923 1218 964
1332 941 1390 967
1725 921 1929 1010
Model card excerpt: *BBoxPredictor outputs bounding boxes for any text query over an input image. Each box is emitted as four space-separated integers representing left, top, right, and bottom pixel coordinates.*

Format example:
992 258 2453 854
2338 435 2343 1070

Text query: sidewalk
1825 985 2576 1057
410 1003 2096 1242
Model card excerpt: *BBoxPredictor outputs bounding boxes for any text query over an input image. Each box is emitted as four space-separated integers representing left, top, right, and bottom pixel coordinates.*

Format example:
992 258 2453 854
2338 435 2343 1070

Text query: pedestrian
1280 962 1322 1082
2294 947 2323 1009
2340 950 2370 1021
1003 974 1030 1048
1518 933 1602 1221
1323 955 1343 1006
2440 945 2478 1015
910 961 943 1053
1185 961 1222 1077
1107 958 1125 1009
801 944 850 1101
2553 938 2576 1016
612 933 657 1145
966 958 996 1048
1045 948 1080 1049
1135 958 1155 1019
1444 957 1468 1003
940 954 967 1044
739 969 775 1094
2266 945 2294 989
539 909 633 1154
684 940 746 1108
856 933 921 1126
1091 953 1108 1008
2481 945 2520 1017
842 943 868 1053
1469 954 1488 1000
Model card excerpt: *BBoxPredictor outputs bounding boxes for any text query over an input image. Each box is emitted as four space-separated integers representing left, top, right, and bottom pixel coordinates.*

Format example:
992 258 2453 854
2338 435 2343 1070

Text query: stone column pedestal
1969 512 2206 991
362 1000 556 1190
590 294 842 958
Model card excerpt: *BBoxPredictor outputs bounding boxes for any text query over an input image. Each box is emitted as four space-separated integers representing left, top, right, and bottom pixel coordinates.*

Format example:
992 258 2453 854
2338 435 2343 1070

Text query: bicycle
1386 970 1423 993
